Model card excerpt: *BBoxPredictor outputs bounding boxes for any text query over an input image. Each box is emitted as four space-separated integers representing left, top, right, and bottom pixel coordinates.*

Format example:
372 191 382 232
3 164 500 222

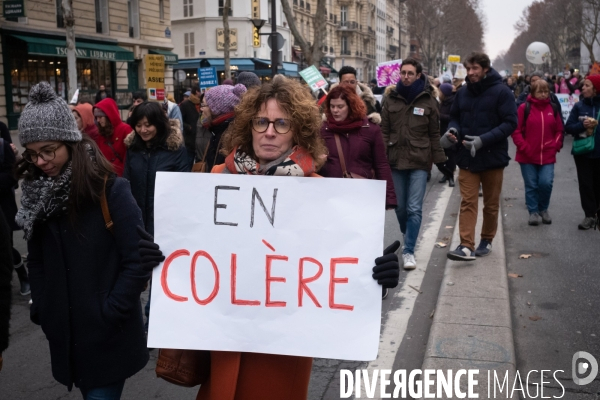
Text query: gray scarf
15 163 72 241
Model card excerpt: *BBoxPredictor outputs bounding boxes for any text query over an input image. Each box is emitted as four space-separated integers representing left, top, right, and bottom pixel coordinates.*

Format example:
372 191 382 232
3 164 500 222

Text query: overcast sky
481 0 537 60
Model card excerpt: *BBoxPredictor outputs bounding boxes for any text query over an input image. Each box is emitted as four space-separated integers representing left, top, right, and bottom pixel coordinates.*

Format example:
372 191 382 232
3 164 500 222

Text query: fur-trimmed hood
124 119 184 151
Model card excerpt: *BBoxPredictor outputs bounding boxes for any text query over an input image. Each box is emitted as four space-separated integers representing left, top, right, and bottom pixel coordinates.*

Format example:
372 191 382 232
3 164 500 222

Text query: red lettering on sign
298 257 323 308
190 251 220 305
230 253 261 306
265 255 288 307
161 250 189 302
329 258 357 311
262 239 276 252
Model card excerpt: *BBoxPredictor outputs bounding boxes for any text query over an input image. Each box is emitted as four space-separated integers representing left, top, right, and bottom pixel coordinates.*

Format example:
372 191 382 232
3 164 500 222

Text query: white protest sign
148 173 387 361
454 64 467 80
555 94 579 121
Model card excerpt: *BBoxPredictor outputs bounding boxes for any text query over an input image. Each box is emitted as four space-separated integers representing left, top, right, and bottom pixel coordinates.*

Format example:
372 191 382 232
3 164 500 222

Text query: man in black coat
441 52 517 261
178 85 202 169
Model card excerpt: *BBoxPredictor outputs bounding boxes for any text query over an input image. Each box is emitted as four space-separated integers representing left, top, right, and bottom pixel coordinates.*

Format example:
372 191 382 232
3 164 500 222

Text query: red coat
512 96 563 165
320 117 397 209
93 98 130 176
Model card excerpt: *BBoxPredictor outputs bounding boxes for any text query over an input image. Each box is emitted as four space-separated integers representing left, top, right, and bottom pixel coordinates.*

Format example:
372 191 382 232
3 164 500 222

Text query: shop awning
201 58 255 71
253 59 299 77
320 60 337 74
11 35 134 62
149 49 178 65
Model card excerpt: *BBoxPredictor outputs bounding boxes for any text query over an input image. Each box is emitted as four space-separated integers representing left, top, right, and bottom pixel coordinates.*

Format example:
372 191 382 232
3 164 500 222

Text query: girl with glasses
15 82 151 399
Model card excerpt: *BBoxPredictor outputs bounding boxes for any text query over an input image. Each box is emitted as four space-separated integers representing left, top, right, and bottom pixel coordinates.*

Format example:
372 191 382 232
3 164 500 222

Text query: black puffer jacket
0 122 18 231
27 177 150 391
123 120 188 235
448 68 518 172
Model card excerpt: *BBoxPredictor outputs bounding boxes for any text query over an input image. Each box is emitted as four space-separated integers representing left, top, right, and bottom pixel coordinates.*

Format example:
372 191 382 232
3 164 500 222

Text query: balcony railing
337 21 359 31
340 50 351 55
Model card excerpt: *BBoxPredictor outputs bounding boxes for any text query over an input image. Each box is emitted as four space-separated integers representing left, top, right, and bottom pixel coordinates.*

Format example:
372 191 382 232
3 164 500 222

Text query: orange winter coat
195 163 315 400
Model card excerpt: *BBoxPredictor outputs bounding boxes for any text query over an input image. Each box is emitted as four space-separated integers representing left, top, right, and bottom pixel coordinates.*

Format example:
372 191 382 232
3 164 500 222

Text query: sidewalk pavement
423 200 516 399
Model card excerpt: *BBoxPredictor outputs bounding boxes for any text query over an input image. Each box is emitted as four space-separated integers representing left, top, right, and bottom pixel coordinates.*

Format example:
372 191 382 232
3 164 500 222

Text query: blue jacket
124 120 189 235
564 95 600 159
448 68 518 172
28 177 150 390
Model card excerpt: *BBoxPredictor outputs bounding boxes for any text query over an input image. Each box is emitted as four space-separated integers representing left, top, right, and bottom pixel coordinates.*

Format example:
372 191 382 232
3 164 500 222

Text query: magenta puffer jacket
512 96 563 165
320 117 397 209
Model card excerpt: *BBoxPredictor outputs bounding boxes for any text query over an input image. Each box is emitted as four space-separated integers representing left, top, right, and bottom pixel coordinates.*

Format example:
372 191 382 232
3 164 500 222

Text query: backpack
521 99 561 135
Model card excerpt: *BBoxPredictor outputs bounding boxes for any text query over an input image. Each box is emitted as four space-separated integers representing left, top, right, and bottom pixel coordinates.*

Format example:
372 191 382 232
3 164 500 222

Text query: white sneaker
402 253 416 270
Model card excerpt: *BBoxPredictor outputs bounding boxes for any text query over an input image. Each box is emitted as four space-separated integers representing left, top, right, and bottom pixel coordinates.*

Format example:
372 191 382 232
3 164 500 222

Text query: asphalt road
503 137 600 399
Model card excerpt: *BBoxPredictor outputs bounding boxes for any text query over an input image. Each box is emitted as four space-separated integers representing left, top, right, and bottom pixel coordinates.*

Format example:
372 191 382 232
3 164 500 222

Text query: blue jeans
80 380 125 400
391 169 428 254
519 163 555 214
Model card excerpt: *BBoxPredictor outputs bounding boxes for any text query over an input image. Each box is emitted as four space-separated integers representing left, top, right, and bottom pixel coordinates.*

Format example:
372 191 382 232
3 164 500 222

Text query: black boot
448 177 455 187
15 262 31 296
439 175 447 184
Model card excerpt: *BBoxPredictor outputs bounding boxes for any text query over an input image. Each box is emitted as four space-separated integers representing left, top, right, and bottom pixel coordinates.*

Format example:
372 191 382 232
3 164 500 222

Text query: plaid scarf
224 146 316 176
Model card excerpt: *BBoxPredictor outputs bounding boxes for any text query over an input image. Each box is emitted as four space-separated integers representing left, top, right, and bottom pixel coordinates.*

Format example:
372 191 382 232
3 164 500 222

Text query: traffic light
442 65 447 72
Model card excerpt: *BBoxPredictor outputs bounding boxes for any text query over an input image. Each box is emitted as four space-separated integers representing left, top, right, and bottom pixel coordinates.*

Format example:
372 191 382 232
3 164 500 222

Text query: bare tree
61 0 77 101
280 0 327 67
582 0 600 64
223 0 232 80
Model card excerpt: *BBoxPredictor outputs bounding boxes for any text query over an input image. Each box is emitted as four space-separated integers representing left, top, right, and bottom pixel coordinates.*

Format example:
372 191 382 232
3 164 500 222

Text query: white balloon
526 42 551 65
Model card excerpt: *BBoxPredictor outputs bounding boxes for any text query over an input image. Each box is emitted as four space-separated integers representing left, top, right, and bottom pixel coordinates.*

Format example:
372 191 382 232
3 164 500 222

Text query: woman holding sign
14 82 151 398
139 76 401 400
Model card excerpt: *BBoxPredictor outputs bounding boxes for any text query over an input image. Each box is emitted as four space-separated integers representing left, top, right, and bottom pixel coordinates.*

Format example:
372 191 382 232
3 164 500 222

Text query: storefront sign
145 54 165 101
199 67 218 91
447 55 461 63
148 172 386 360
3 0 25 17
54 47 117 61
299 65 328 91
252 0 261 48
216 28 238 51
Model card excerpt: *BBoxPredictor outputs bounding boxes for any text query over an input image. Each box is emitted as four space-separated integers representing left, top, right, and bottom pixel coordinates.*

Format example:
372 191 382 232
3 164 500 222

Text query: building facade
0 0 176 129
170 0 295 92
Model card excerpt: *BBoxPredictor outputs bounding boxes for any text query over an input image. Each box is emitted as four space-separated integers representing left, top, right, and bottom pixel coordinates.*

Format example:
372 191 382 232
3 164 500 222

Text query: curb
422 201 517 399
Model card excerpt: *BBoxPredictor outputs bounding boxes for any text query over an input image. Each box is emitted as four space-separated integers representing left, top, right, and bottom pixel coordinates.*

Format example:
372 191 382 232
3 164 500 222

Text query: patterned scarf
224 146 316 176
16 163 72 241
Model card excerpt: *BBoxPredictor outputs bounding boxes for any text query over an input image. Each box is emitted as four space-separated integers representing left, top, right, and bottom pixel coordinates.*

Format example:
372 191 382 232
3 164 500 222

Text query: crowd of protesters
1 51 599 399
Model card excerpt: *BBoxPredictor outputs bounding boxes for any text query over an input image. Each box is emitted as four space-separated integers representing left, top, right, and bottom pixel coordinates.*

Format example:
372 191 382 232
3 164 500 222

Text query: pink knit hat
204 84 247 116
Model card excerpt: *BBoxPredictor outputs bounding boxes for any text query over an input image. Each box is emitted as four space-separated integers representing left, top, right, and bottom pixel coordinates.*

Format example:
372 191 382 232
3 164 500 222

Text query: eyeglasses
251 117 292 134
200 103 207 108
341 80 357 85
400 71 416 77
23 144 64 164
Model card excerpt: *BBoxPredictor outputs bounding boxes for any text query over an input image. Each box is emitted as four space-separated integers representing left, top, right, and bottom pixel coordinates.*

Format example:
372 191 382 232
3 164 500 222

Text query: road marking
363 183 453 374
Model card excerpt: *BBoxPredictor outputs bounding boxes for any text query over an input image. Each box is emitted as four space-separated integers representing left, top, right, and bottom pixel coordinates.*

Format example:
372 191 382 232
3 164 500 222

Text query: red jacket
93 98 131 176
512 96 563 165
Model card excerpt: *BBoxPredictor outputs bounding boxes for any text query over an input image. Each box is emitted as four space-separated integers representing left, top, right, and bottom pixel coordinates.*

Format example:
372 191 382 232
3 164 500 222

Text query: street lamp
251 19 266 30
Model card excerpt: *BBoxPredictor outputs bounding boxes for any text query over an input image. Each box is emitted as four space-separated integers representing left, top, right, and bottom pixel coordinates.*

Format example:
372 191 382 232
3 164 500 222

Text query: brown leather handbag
155 349 211 387
334 133 369 179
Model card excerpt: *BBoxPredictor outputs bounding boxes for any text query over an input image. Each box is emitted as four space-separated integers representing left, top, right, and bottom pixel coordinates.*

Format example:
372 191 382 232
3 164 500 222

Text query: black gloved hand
137 226 165 272
435 162 454 180
372 240 401 288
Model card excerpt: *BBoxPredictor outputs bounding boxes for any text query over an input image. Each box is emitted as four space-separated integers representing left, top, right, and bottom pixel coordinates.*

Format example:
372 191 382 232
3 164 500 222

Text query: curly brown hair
323 85 367 121
221 76 327 170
